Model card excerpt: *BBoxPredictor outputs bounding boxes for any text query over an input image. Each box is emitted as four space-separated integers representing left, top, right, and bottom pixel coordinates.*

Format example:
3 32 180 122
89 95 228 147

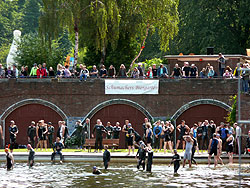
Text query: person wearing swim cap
92 166 102 174
126 123 135 155
226 131 234 164
27 144 35 167
5 148 14 170
135 143 146 170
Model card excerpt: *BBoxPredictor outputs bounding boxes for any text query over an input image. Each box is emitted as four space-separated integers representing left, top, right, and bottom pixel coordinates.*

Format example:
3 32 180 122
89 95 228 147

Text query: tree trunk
74 19 79 71
129 23 150 69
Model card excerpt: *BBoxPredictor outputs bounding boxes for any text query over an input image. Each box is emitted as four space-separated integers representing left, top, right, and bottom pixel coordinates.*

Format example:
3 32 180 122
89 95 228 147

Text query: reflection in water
0 162 249 187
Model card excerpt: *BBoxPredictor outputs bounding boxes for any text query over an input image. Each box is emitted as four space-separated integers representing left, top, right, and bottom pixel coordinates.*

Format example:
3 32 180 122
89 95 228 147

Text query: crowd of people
1 118 250 172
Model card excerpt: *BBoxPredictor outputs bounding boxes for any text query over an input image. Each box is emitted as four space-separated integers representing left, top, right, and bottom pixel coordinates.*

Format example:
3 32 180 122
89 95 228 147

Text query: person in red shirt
36 64 46 78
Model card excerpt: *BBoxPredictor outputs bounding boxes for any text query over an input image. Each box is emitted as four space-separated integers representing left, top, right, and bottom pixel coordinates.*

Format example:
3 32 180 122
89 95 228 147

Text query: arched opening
1 99 67 147
90 104 148 148
171 99 232 149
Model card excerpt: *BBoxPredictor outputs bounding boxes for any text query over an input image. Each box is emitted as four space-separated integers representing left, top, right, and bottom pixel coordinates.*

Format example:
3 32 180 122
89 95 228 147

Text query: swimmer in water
92 166 102 174
169 149 181 174
5 148 14 170
27 144 35 167
103 145 111 169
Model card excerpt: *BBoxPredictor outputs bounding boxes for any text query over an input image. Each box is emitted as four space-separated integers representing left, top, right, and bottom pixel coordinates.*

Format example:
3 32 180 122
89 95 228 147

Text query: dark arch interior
5 104 63 146
90 104 147 148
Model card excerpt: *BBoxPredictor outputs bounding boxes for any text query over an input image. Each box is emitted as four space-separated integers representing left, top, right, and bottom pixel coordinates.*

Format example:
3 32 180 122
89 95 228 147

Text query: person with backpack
208 133 219 168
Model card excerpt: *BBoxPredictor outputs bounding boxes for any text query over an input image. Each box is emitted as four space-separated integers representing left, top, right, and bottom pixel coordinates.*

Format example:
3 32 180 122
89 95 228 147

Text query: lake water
0 162 249 187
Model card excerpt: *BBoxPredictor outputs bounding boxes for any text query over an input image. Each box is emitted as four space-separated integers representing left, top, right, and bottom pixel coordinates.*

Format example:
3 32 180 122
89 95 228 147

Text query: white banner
105 80 159 94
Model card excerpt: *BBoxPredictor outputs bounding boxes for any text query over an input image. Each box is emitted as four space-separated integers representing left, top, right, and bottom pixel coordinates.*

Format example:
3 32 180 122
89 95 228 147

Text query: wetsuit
208 124 216 139
93 170 102 174
51 142 64 161
106 126 113 139
28 148 35 167
38 126 46 140
103 149 111 169
127 127 135 146
63 126 69 146
171 153 181 173
27 125 36 148
219 127 229 151
93 124 107 150
6 153 13 170
9 125 18 150
191 138 197 164
146 128 152 144
197 126 203 150
137 147 146 170
82 122 89 144
146 150 153 172
209 138 218 156
226 135 234 153
142 123 147 141
153 126 162 149
134 131 142 144
113 126 121 139
47 126 54 148
76 124 83 148
202 124 208 150
178 125 186 141
164 126 171 142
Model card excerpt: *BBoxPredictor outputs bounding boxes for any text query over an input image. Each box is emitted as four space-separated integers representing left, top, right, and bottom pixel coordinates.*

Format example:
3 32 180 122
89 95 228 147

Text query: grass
0 148 179 153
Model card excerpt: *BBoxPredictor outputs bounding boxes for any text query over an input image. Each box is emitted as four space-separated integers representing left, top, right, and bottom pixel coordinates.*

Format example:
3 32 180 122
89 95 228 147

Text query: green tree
21 0 42 34
15 33 65 71
39 0 120 69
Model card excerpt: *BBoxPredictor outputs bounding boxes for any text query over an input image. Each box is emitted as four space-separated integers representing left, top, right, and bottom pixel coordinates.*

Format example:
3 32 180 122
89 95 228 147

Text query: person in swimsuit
153 121 162 152
163 121 174 154
176 120 190 151
226 132 234 164
190 132 198 165
169 149 181 174
145 122 153 147
208 133 218 167
36 120 48 151
216 134 224 165
126 123 135 155
5 148 14 170
183 135 193 168
27 121 36 148
27 144 35 167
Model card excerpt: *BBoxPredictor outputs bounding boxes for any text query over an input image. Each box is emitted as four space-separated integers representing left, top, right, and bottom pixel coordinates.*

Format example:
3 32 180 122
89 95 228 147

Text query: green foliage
226 95 237 126
15 33 65 70
0 43 11 66
65 136 78 147
169 0 250 55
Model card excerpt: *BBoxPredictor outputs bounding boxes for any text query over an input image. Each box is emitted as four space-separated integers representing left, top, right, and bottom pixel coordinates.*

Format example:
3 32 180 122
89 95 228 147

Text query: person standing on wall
9 120 18 152
27 121 36 148
218 53 226 77
92 119 109 153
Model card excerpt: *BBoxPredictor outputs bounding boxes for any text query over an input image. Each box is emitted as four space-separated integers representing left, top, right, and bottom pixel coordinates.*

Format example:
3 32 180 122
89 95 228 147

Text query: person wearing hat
226 131 234 164
92 166 102 174
5 148 14 170
9 120 18 152
47 122 54 149
27 144 35 167
29 63 38 77
27 121 36 148
245 131 250 155
169 149 181 174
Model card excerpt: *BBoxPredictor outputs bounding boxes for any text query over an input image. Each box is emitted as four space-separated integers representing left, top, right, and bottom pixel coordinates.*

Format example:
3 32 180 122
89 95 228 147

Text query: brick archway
0 99 68 147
